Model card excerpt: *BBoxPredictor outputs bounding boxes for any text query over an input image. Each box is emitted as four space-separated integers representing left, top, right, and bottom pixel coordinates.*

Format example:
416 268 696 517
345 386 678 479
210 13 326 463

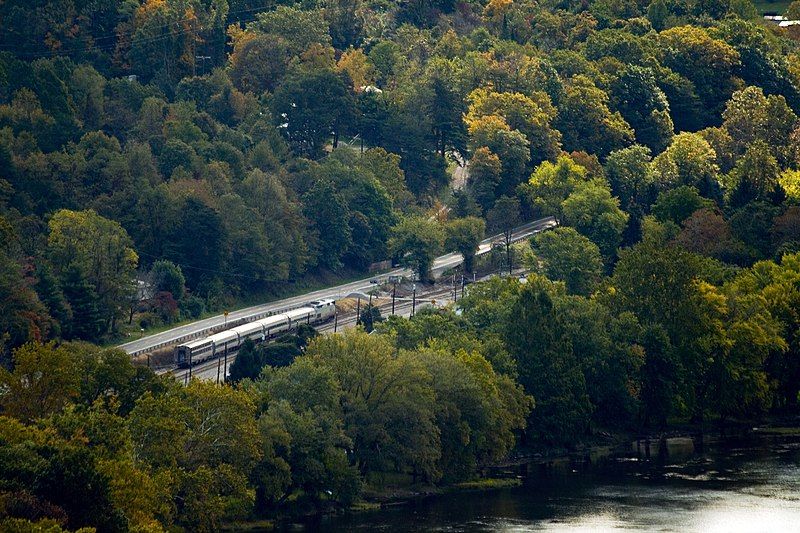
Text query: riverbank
308 430 800 532
222 421 800 531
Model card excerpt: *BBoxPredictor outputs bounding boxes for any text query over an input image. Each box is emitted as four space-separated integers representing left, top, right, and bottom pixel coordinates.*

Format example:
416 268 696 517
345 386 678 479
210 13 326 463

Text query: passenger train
174 299 336 367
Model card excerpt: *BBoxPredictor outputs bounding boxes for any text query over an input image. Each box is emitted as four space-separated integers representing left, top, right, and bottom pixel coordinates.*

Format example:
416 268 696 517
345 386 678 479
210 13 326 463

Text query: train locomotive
174 299 336 367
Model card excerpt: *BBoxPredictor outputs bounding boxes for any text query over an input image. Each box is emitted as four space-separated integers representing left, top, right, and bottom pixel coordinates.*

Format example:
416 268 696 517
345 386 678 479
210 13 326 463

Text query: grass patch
452 478 522 491
350 501 383 512
221 519 274 531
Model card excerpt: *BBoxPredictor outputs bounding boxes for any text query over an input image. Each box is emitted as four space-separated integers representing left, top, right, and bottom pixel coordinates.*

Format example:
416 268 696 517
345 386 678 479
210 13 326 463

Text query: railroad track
168 286 457 383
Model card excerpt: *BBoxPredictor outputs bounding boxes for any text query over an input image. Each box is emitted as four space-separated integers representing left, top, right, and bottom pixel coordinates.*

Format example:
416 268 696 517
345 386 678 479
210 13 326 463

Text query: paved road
119 216 557 356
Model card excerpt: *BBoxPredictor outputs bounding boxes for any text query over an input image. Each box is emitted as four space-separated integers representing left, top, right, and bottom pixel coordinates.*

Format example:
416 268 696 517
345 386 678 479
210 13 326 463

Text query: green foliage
149 260 185 300
506 276 592 444
271 67 353 158
561 181 629 259
3 0 800 525
388 216 445 281
47 209 138 338
306 330 441 480
446 217 486 273
531 227 604 295
652 185 715 225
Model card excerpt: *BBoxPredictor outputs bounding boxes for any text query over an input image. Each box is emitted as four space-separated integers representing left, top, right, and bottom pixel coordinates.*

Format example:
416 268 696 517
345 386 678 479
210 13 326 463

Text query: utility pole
391 281 397 315
223 346 228 383
411 282 416 316
216 354 221 384
195 55 211 76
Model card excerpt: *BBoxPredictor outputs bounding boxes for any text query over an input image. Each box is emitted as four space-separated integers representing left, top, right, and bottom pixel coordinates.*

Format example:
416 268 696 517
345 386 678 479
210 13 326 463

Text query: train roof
255 313 290 329
285 307 314 320
181 337 213 350
209 329 238 344
232 320 263 336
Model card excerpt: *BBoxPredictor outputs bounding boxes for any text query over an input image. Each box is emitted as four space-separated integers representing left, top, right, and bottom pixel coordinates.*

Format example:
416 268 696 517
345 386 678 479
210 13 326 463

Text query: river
282 432 800 532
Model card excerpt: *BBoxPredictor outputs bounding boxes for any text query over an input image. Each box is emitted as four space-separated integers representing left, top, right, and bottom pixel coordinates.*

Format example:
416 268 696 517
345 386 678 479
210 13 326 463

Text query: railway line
120 217 557 358
168 286 456 383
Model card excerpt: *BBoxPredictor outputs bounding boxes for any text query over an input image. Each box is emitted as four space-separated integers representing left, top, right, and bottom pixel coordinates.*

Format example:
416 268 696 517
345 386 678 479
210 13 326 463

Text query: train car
309 299 336 321
175 338 213 367
175 299 336 367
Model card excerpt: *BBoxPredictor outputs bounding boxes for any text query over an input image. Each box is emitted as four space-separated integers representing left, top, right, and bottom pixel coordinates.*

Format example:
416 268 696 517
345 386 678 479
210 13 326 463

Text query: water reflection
284 434 800 532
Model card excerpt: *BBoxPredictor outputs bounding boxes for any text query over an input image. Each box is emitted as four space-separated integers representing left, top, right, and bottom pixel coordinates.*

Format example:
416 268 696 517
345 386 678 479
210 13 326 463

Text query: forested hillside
2 0 800 530
2 0 800 349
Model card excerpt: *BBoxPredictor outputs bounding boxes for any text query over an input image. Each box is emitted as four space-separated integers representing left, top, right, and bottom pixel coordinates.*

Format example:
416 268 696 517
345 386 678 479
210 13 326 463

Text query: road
119 216 557 357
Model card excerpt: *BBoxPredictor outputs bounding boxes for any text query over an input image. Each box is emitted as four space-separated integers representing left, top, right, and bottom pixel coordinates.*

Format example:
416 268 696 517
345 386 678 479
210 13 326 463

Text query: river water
287 432 800 532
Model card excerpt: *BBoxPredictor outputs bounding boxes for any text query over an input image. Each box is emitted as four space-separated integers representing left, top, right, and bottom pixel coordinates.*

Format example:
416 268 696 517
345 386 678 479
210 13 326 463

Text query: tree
531 227 604 295
228 339 262 383
336 48 375 91
610 65 674 153
609 242 733 421
772 206 800 252
659 25 741 122
467 147 502 212
652 185 715 225
358 304 383 333
47 209 138 335
271 67 353 158
729 201 781 259
466 114 531 197
149 260 185 300
561 181 629 259
0 225 51 358
788 0 800 18
257 357 359 505
651 132 721 199
465 87 560 167
523 156 589 218
0 342 81 422
487 196 521 274
674 208 740 262
416 347 531 482
128 380 261 528
446 217 486 273
252 6 331 56
228 32 291 94
59 266 105 341
164 197 226 294
727 141 783 206
423 59 468 158
721 86 798 163
505 277 592 445
303 179 352 271
604 145 658 239
555 75 634 158
388 217 445 282
306 330 441 481
638 324 680 428
356 148 413 210
555 296 643 429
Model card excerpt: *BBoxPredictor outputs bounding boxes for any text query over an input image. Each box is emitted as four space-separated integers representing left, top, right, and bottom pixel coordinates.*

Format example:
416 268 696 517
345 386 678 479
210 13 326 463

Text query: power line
137 250 274 281
0 5 273 59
